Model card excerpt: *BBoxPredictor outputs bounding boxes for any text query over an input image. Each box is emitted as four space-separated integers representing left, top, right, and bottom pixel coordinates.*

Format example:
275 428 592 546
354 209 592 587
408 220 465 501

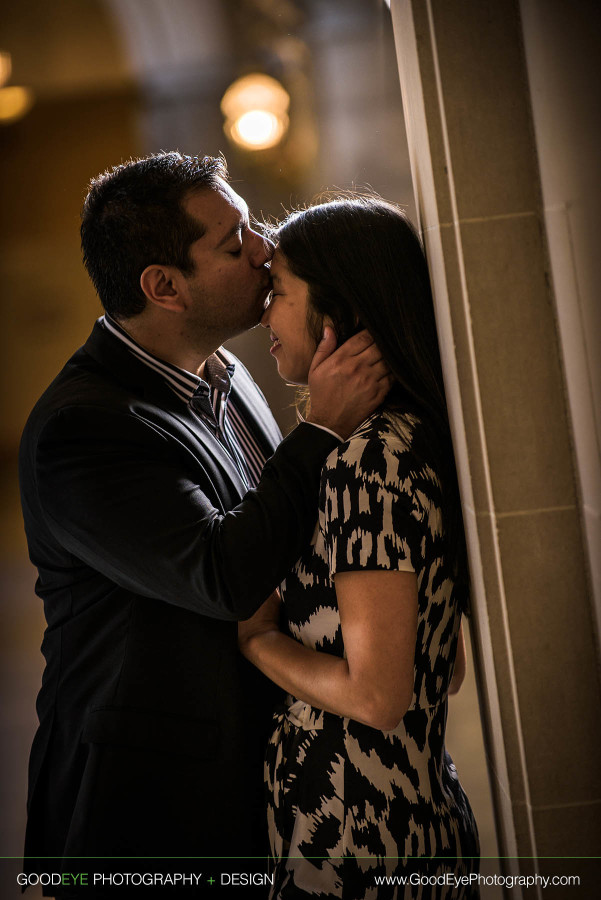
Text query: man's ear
140 265 187 312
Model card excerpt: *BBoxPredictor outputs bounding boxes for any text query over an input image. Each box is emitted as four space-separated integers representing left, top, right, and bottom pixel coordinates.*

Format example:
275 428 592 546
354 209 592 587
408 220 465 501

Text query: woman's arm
448 620 467 695
238 569 418 731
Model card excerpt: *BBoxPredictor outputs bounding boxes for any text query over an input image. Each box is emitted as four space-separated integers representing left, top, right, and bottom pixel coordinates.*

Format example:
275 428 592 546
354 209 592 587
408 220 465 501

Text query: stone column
390 0 601 893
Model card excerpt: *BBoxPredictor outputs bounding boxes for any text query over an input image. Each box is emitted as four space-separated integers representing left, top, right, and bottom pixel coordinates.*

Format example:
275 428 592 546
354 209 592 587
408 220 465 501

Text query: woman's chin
276 364 309 386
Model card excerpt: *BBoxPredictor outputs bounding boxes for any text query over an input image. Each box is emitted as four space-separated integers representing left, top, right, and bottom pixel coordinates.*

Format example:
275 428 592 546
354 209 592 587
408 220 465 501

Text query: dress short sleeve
320 433 423 577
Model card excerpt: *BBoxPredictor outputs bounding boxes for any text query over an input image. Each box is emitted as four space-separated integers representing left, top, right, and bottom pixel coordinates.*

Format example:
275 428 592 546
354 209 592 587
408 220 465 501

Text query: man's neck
114 313 216 379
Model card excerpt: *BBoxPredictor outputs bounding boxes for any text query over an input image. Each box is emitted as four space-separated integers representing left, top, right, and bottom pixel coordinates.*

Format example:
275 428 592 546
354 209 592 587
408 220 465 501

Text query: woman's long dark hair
275 195 469 610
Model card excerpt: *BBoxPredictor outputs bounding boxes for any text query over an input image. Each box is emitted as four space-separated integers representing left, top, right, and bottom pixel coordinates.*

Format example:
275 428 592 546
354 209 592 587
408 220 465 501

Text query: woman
239 195 479 898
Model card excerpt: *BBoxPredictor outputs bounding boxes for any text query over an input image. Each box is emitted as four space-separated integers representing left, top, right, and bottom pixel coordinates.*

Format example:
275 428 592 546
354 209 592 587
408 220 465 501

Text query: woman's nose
260 303 271 327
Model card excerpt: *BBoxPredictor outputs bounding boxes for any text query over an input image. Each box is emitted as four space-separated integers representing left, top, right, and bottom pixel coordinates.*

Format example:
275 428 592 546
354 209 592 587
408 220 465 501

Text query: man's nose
249 229 275 267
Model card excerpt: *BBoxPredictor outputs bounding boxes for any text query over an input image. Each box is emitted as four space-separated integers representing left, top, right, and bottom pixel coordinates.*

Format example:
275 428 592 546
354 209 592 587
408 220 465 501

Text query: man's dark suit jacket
19 319 338 873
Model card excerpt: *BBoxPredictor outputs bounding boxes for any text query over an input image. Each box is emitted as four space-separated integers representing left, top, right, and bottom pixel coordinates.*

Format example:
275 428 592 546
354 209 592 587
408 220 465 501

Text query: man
18 152 390 891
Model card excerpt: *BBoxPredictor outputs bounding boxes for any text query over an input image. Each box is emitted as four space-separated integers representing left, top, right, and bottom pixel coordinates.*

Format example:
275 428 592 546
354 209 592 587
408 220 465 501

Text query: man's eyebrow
215 206 250 249
215 221 241 249
271 271 282 284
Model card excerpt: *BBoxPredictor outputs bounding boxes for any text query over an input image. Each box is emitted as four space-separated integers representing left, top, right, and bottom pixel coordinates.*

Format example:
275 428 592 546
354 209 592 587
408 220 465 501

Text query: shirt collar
102 314 235 403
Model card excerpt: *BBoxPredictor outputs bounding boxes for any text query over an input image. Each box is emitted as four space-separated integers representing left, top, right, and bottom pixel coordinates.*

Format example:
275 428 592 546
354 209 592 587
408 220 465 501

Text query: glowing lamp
0 85 34 124
221 74 290 151
0 52 12 88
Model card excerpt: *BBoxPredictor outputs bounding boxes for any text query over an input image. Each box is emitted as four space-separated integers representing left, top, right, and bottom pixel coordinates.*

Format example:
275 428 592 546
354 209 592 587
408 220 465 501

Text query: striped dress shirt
102 314 270 489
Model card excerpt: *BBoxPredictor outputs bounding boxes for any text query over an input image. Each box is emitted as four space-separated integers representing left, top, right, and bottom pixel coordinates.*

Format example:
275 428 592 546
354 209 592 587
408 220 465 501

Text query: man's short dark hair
80 151 228 319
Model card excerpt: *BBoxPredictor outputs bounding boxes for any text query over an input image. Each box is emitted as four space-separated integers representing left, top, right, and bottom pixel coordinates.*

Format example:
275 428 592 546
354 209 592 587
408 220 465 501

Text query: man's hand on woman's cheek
307 327 393 440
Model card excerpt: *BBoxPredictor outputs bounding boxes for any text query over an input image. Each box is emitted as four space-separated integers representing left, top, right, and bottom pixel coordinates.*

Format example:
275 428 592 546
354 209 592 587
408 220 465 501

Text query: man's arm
35 410 334 622
34 330 391 623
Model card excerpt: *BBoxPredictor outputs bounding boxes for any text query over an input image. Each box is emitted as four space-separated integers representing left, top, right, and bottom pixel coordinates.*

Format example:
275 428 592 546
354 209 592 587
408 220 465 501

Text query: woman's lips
269 333 281 355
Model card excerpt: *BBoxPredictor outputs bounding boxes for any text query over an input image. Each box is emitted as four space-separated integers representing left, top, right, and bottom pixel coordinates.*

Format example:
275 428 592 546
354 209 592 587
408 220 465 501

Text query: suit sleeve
34 406 337 621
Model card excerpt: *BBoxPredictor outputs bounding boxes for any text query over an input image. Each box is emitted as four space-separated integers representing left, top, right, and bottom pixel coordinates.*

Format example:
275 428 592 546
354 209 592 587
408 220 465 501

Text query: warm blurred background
0 0 494 890
2 1 600 898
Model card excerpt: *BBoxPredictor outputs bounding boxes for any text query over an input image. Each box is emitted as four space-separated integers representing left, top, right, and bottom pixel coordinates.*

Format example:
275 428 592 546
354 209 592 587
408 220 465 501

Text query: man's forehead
216 180 248 210
184 181 248 223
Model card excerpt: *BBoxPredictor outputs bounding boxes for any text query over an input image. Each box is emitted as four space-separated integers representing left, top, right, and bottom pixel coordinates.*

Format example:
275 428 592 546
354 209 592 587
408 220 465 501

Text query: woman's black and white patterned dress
265 411 479 899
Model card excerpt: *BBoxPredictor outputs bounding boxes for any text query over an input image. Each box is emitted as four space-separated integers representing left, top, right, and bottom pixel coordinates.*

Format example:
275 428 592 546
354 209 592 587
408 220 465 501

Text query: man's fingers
349 332 387 367
309 324 338 373
342 329 375 356
369 360 391 381
306 324 394 438
365 353 388 374
311 328 384 372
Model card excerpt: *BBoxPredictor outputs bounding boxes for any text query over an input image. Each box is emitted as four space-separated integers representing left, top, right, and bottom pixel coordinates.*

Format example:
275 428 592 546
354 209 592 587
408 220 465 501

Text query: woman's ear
140 265 187 312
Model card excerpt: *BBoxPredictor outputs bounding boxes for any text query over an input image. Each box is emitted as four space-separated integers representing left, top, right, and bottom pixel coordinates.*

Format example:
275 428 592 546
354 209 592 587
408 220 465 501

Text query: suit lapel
163 401 250 500
82 320 250 503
